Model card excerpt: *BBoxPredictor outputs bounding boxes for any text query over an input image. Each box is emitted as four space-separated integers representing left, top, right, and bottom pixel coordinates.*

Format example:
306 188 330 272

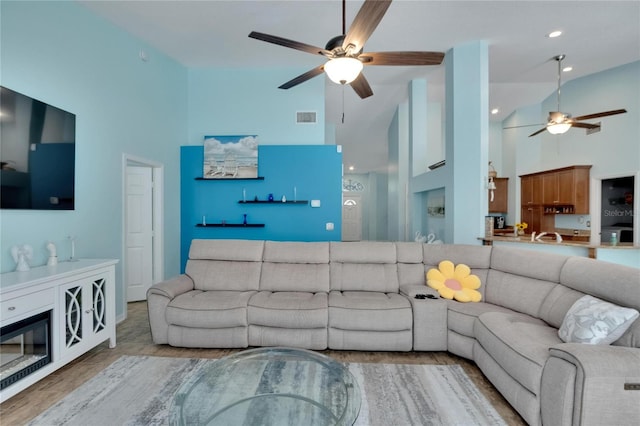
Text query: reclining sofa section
147 239 640 426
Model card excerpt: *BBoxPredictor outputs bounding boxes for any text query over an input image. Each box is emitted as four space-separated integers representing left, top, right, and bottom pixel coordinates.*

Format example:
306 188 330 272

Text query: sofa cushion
330 241 396 263
485 270 557 318
330 241 399 292
560 257 640 312
329 291 412 331
259 263 330 293
447 301 517 338
166 290 255 328
187 260 262 291
330 263 399 292
396 242 424 263
558 295 639 345
396 242 426 287
248 291 328 328
490 246 568 283
474 311 562 395
189 238 264 261
263 241 329 263
538 284 585 328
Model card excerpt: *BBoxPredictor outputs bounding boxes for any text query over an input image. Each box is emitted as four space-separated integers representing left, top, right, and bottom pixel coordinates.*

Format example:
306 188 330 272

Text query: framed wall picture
203 135 258 179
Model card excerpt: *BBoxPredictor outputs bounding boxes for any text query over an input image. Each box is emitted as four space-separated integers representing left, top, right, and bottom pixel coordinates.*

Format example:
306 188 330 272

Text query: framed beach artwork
203 135 258 179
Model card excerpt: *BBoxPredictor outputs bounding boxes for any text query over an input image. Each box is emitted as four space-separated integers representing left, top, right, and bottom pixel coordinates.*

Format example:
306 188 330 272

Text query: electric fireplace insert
0 310 52 390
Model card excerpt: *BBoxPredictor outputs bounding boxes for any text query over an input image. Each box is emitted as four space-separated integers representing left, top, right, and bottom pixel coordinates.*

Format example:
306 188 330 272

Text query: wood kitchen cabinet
521 205 542 234
521 175 542 205
540 166 591 213
520 165 591 233
488 177 509 213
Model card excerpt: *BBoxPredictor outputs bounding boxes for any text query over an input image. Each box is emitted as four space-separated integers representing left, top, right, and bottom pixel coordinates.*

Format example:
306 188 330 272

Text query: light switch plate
311 200 321 208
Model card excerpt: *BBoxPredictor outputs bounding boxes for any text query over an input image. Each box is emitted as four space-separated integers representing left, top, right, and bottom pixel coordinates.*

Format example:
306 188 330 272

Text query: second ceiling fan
516 54 627 137
248 0 444 99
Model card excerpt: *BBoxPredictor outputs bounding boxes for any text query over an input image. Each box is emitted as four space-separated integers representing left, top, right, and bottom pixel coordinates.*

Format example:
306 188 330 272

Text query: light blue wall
502 61 639 233
534 61 639 177
187 68 325 146
0 1 187 319
407 43 489 244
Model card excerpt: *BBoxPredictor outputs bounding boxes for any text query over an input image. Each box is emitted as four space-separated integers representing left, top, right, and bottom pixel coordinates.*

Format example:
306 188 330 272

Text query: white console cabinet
0 259 117 403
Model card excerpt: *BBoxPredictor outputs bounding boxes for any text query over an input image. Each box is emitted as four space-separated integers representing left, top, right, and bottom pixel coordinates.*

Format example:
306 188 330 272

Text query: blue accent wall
180 145 342 271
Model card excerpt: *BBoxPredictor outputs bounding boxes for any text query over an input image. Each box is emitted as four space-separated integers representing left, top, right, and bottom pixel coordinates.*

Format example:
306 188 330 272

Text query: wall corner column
445 41 489 244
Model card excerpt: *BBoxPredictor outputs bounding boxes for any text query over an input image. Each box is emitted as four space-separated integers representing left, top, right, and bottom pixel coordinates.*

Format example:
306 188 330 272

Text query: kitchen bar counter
480 235 637 249
479 236 640 268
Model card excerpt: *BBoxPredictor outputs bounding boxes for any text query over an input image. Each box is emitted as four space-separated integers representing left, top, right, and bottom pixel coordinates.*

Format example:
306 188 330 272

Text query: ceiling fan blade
249 31 330 56
503 123 545 130
529 127 548 137
350 73 373 99
572 109 627 121
342 0 392 53
278 66 325 90
571 122 600 130
360 51 445 66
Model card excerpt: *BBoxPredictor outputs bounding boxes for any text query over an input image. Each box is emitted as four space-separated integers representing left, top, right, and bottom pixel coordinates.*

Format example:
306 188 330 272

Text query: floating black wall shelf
196 223 265 228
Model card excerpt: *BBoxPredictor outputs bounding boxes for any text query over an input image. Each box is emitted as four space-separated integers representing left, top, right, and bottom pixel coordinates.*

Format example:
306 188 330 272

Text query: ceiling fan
248 0 444 99
509 54 627 137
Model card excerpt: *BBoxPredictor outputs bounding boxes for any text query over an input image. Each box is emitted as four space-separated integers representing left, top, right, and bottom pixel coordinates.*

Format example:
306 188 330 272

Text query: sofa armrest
146 275 194 345
399 284 438 298
147 274 194 299
541 343 640 426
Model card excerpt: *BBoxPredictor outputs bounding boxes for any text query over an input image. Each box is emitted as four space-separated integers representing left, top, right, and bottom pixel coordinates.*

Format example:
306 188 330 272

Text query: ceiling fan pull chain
342 85 347 124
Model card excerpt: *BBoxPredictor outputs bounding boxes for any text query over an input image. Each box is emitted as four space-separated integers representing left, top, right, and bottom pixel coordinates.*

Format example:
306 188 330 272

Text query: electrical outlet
586 220 591 227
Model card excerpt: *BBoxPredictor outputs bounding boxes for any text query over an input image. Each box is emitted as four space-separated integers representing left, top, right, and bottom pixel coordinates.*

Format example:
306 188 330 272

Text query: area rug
28 355 506 426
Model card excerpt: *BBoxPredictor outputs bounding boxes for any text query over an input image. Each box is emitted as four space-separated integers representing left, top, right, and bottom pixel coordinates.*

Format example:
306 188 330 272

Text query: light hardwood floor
1 301 526 425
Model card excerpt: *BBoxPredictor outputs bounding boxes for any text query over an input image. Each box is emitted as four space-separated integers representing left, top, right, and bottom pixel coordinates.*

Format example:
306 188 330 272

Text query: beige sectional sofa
147 239 640 426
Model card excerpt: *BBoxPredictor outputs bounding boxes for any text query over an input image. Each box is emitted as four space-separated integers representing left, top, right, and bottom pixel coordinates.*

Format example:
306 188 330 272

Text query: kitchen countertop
480 235 638 249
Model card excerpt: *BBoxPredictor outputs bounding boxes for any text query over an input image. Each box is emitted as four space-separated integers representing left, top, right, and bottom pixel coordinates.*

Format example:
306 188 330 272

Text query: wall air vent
296 111 317 124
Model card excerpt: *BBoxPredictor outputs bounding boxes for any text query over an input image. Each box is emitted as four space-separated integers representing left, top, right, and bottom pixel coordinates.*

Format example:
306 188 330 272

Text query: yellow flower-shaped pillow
426 260 482 302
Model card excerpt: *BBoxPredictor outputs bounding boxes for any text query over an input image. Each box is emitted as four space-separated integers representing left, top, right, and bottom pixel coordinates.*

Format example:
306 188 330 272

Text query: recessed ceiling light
548 30 562 38
491 108 499 115
348 165 355 171
562 66 573 72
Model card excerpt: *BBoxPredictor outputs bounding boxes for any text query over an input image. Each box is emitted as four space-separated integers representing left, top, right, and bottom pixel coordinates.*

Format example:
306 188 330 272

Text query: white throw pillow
558 295 639 345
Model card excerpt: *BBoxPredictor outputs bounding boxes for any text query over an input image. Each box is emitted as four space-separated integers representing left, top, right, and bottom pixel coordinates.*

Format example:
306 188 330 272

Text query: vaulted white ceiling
79 1 640 172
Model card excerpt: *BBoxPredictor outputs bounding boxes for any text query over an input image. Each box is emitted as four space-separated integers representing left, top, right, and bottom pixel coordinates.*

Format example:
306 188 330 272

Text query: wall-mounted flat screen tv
1 86 75 210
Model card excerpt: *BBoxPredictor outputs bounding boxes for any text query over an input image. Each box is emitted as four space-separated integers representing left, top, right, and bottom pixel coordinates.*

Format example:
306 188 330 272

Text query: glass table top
169 347 361 426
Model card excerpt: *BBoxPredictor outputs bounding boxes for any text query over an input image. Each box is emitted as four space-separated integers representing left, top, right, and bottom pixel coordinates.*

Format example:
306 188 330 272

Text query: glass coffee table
169 347 361 426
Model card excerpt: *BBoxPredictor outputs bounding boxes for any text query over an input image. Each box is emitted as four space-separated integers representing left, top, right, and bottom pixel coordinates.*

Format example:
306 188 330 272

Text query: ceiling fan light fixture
324 57 363 85
547 122 572 134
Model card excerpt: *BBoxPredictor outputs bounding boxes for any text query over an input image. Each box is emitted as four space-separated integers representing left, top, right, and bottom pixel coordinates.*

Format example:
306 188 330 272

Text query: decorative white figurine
46 241 58 266
414 231 427 243
426 233 443 244
11 244 33 272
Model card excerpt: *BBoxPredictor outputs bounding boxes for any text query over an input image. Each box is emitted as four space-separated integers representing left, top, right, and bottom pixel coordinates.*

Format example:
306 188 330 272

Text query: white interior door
342 194 362 241
125 166 153 301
